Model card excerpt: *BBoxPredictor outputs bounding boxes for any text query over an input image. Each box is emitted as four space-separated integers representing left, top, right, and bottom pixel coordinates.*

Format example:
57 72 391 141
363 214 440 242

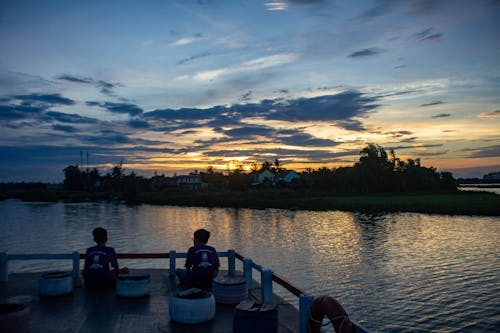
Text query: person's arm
212 248 220 277
213 249 220 270
83 248 90 275
109 248 119 271
185 247 194 272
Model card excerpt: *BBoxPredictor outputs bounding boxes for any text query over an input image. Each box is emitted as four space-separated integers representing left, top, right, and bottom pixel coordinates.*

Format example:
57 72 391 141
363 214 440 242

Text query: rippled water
1 199 499 332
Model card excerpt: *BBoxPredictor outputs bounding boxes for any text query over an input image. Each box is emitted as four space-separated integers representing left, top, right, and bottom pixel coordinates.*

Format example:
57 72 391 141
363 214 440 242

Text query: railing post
0 252 8 282
228 249 235 277
243 258 253 290
261 269 273 306
169 250 176 277
299 293 315 333
72 251 80 284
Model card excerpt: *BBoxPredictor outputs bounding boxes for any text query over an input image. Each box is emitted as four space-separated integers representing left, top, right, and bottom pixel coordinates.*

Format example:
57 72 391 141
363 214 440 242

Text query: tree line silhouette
61 143 456 194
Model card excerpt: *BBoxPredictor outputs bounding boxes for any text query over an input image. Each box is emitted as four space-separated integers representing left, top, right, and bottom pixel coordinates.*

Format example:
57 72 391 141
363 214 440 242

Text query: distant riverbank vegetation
1 144 499 216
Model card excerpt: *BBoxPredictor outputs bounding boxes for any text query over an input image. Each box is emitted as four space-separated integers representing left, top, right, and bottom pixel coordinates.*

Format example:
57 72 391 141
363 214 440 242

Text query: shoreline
1 189 499 216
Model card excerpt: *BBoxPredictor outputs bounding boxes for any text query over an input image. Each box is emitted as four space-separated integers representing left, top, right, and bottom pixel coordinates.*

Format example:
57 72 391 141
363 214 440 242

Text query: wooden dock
0 269 300 333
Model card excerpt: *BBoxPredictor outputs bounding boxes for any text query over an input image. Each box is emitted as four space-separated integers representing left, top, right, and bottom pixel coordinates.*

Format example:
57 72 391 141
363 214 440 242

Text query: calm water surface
0 199 499 332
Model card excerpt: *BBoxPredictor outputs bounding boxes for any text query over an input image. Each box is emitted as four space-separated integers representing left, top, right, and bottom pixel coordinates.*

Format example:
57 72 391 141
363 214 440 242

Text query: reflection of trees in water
352 212 390 259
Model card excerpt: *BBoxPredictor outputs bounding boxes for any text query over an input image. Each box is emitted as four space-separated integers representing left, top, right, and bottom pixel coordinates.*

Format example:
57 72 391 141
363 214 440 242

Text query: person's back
83 227 123 290
187 243 219 289
177 228 220 289
83 244 116 289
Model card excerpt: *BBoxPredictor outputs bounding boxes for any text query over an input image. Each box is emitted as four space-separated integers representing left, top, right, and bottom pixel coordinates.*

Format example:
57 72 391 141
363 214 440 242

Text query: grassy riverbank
138 190 500 216
1 189 499 216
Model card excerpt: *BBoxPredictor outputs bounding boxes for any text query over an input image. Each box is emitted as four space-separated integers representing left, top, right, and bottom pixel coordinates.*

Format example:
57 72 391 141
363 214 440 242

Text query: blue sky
0 0 499 182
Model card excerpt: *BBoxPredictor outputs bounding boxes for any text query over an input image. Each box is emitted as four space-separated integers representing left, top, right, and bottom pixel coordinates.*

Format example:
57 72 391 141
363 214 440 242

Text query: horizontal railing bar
272 272 305 297
234 251 305 297
8 254 74 260
7 252 230 260
79 251 230 260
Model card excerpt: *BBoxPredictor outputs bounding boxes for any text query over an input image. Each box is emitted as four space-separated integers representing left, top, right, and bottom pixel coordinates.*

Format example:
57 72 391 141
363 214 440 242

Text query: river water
0 199 498 332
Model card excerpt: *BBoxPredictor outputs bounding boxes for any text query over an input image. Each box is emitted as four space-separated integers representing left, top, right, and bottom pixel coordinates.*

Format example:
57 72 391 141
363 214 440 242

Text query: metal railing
0 250 314 333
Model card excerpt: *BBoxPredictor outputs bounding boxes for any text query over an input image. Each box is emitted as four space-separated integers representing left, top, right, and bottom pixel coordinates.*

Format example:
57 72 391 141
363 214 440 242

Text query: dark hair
194 228 210 244
93 227 108 244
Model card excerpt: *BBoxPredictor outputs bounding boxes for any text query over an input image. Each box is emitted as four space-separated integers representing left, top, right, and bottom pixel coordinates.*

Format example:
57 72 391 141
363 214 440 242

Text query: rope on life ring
308 295 354 333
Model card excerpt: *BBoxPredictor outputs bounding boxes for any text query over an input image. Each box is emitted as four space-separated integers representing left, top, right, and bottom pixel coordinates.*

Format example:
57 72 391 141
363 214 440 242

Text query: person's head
92 227 108 245
193 228 210 245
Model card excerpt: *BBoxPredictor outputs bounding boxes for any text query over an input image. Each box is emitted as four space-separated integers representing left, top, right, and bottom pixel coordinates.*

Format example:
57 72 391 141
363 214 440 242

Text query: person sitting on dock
83 227 128 290
176 228 220 289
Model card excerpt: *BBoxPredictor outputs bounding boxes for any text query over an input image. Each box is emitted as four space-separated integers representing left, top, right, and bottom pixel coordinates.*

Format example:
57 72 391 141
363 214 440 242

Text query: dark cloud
0 104 45 120
224 125 275 138
262 92 379 123
375 90 416 98
128 119 151 129
0 93 78 123
57 74 120 96
52 124 79 133
177 52 211 65
432 113 451 118
240 91 252 101
277 130 339 147
44 111 98 124
348 48 385 58
461 145 500 158
80 130 163 146
87 101 143 116
413 27 442 42
14 93 75 106
386 130 414 138
97 81 118 96
56 74 93 84
145 91 378 132
144 106 223 121
420 100 445 107
421 33 442 42
215 126 340 148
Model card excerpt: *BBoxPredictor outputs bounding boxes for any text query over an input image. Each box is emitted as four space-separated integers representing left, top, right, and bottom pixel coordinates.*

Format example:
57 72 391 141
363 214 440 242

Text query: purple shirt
185 244 220 288
83 246 118 289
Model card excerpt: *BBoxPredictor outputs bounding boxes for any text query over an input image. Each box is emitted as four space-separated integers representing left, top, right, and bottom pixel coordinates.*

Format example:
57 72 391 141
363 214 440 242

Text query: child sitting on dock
176 228 220 289
83 227 129 290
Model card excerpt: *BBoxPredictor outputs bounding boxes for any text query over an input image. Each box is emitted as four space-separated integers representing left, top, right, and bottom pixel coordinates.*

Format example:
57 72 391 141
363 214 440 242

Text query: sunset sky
1 0 499 182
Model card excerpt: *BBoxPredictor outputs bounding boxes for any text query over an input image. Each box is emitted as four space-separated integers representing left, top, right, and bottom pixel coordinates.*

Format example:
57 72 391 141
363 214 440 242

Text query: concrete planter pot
116 274 150 297
38 271 73 296
0 303 30 333
212 275 248 305
169 288 215 324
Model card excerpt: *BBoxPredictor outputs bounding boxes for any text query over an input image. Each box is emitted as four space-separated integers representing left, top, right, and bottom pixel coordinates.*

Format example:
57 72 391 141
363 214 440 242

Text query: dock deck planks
0 269 299 333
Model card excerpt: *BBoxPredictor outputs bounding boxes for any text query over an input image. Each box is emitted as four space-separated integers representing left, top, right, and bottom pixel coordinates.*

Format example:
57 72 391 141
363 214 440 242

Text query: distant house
252 169 300 187
252 169 275 186
173 174 208 190
483 171 500 182
280 170 300 184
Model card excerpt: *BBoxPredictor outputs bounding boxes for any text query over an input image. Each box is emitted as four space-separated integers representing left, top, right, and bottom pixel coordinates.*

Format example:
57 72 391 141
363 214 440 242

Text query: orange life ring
309 295 354 333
